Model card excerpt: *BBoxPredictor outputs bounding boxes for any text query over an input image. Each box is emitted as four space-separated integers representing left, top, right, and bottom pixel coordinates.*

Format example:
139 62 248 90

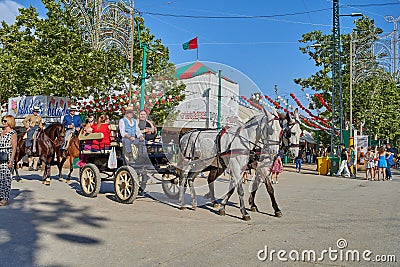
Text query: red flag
182 37 198 50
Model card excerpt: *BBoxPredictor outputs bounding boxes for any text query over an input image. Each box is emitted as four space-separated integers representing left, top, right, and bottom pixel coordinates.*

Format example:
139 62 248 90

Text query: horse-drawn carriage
77 126 180 203
13 107 302 220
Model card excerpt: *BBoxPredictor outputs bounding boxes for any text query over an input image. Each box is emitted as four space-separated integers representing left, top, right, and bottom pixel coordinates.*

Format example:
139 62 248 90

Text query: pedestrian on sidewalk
270 154 283 184
377 146 387 181
385 143 394 180
348 145 357 178
295 147 305 173
336 143 350 178
0 115 17 206
365 147 375 180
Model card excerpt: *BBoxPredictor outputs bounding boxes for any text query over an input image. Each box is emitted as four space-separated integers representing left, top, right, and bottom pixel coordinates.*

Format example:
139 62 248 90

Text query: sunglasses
2 120 7 123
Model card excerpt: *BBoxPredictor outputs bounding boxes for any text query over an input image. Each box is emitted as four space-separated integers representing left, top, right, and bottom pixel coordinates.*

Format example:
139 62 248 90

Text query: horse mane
244 111 273 128
44 122 62 131
244 113 262 124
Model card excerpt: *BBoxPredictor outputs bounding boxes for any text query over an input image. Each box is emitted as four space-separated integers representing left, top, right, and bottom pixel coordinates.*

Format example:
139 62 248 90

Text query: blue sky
1 0 399 103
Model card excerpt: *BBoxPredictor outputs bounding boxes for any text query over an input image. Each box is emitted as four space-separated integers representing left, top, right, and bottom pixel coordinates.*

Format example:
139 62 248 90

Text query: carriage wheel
162 174 180 199
114 166 139 204
80 163 101 198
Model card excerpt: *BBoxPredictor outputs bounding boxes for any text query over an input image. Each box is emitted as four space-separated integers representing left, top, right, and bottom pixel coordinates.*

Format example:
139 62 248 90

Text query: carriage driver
62 105 82 150
118 106 144 163
22 106 43 155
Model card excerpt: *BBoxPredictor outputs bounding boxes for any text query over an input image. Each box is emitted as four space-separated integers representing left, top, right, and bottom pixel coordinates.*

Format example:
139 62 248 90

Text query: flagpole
196 48 198 61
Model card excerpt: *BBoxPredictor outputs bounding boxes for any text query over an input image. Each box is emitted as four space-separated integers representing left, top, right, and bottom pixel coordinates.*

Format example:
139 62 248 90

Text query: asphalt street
0 164 399 266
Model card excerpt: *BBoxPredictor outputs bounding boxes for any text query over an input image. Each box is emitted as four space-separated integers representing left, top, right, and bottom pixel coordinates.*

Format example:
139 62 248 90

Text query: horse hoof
275 210 283 217
219 209 226 216
179 206 186 210
66 178 71 183
243 215 251 221
250 206 259 212
192 205 197 210
212 202 220 209
58 178 63 182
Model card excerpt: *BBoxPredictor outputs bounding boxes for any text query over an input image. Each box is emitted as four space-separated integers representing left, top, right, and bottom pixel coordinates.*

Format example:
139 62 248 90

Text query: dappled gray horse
177 110 281 220
248 108 302 215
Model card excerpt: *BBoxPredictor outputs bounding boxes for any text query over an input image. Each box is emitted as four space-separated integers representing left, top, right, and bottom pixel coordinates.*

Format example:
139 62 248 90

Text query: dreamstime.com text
257 238 396 263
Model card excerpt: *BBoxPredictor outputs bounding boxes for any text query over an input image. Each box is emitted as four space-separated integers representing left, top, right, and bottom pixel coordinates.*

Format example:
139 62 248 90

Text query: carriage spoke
114 167 138 202
89 183 94 192
82 168 95 193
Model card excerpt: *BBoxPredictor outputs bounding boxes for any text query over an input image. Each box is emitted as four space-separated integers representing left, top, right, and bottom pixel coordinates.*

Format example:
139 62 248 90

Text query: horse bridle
235 115 281 151
51 124 66 147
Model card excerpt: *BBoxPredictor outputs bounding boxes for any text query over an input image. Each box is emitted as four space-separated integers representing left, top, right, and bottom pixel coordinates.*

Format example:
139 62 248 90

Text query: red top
91 123 111 150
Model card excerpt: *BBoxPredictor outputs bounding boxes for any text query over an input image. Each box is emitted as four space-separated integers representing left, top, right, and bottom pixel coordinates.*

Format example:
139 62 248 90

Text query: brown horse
14 122 65 185
58 132 80 182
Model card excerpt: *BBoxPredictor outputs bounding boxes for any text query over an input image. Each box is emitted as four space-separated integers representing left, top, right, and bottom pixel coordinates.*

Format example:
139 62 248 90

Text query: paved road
0 165 399 266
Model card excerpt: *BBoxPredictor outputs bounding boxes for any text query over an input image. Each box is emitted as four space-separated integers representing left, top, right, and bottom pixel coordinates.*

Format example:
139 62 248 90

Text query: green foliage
296 17 400 142
0 0 185 126
145 64 186 126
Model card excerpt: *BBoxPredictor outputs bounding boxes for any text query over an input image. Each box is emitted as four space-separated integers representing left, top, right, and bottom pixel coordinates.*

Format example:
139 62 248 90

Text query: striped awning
175 62 236 83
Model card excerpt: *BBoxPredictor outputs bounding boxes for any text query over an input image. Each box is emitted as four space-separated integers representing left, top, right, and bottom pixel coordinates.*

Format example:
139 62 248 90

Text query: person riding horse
62 105 82 151
22 106 43 158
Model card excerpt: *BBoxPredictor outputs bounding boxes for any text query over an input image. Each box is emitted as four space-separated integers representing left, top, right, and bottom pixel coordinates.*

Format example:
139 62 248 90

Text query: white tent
171 62 240 129
301 130 316 144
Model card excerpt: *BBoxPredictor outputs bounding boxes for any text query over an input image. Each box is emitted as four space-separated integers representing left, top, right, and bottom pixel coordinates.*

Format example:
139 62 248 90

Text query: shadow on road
0 188 109 266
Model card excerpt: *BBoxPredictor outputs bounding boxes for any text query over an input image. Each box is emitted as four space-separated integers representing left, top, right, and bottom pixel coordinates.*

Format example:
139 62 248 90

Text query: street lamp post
135 19 163 111
135 18 147 110
331 0 342 156
139 43 147 110
349 33 354 138
332 0 362 155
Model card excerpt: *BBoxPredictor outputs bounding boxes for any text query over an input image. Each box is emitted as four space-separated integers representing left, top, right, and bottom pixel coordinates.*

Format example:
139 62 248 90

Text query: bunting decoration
238 92 336 133
314 93 331 112
289 93 331 128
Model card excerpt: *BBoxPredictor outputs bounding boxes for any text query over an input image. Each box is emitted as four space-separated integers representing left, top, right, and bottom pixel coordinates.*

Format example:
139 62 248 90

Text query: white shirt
119 116 143 138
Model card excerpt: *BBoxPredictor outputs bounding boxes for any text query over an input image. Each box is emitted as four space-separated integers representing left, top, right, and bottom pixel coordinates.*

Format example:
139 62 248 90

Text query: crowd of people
333 143 394 181
67 106 157 166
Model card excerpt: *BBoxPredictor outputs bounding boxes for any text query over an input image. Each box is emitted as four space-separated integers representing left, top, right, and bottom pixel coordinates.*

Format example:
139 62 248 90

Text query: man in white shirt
118 107 144 163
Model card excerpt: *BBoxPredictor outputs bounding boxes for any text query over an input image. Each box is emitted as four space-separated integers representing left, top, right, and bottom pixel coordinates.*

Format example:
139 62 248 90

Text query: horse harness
216 116 280 169
280 119 301 151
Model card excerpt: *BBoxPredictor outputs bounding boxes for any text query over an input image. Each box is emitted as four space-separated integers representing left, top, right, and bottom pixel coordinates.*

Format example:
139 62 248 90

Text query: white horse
280 109 302 159
177 110 282 220
248 109 302 215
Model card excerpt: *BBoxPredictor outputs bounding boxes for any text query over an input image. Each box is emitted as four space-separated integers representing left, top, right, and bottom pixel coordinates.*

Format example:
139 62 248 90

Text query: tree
296 17 400 142
0 0 185 126
0 1 126 98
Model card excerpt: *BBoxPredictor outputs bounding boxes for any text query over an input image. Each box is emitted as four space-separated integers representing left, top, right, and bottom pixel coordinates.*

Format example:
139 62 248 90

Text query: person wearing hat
62 105 82 150
335 143 351 178
119 107 144 163
22 106 43 170
22 106 43 154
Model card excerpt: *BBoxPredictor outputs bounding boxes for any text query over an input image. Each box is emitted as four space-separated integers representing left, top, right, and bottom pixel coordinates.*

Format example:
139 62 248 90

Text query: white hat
70 105 78 111
33 106 40 112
